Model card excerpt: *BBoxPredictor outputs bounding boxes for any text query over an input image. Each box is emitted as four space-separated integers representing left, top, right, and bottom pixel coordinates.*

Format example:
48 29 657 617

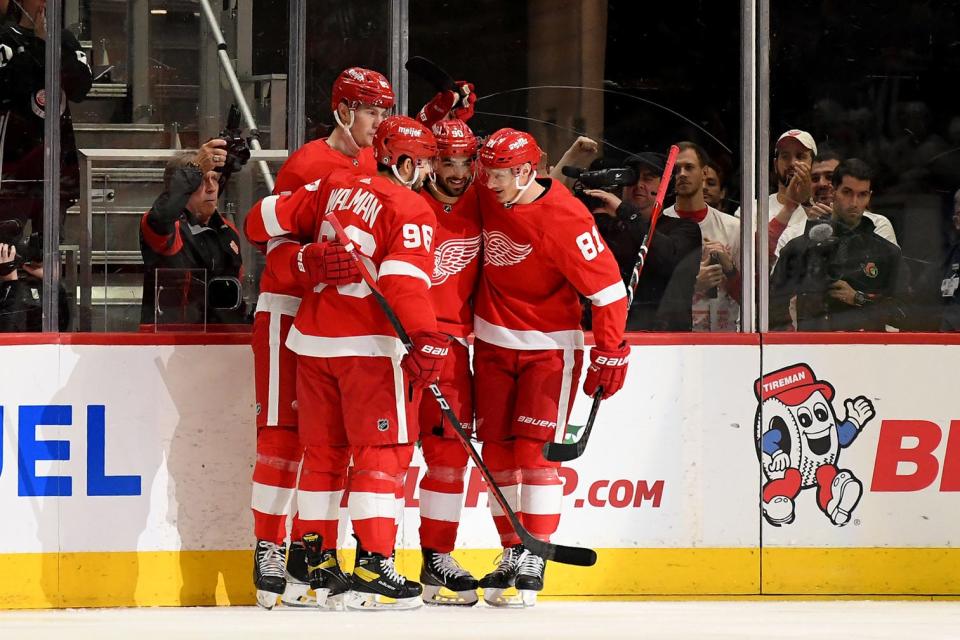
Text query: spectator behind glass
0 237 69 331
703 160 729 213
770 159 908 332
582 151 701 331
139 139 248 330
773 151 899 262
766 130 816 262
940 188 960 331
0 0 92 236
663 142 742 332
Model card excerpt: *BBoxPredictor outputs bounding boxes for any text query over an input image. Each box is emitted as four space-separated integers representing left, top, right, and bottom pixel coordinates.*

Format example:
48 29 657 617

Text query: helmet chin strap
505 169 537 207
333 108 362 156
391 164 421 187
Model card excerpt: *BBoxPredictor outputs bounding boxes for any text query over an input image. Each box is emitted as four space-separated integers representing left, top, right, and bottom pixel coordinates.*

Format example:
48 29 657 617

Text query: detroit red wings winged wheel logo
432 235 482 285
482 230 532 267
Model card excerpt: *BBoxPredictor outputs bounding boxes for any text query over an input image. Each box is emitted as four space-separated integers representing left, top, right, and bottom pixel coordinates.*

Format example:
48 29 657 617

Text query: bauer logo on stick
753 363 876 528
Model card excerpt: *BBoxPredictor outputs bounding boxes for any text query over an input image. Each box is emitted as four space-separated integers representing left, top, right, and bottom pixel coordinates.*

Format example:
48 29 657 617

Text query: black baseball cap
624 151 667 175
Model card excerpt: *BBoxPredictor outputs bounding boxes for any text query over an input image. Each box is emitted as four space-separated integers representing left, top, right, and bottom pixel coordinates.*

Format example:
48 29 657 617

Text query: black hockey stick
325 212 596 568
543 145 679 463
543 388 602 462
405 56 471 106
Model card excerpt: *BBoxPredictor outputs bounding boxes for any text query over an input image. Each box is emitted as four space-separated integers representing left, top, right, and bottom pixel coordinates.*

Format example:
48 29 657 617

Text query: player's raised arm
244 180 324 244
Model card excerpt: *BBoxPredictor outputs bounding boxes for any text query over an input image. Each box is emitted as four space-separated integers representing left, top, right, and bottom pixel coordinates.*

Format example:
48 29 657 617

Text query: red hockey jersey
246 169 437 358
254 139 378 314
419 185 482 339
474 180 627 351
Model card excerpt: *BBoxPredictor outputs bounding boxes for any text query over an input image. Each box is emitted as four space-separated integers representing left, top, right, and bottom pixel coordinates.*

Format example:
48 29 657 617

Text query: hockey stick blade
543 388 603 462
325 212 597 568
405 56 457 93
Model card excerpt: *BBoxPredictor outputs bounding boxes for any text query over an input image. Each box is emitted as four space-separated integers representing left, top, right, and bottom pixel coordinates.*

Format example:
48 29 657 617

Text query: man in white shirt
663 141 741 332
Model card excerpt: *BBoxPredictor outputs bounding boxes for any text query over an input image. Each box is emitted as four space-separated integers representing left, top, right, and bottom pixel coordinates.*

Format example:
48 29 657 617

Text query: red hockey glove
451 81 476 121
583 342 630 400
416 90 458 128
291 241 361 288
401 330 450 388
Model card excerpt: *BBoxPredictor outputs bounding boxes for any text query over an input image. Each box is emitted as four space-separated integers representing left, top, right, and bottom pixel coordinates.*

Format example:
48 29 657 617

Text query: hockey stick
325 212 597 568
543 145 679 463
405 56 471 106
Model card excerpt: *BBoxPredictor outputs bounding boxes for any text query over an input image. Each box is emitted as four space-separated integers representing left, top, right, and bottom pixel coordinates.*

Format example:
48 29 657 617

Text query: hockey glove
451 81 476 121
583 342 630 400
401 330 450 388
291 241 361 288
416 90 458 128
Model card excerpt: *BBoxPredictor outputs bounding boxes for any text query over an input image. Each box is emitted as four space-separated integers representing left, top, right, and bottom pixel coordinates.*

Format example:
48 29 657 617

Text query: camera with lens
561 164 637 211
795 222 843 327
215 104 253 190
0 220 42 277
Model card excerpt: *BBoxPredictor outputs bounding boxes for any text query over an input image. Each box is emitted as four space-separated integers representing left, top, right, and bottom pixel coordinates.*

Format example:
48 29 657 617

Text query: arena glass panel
22 1 289 333
767 0 960 333
410 0 744 333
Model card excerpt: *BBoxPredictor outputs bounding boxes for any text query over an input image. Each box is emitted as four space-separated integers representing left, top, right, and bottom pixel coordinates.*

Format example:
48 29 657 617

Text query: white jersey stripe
553 348 576 444
348 491 398 520
393 358 408 443
379 260 432 287
266 236 298 254
474 315 585 351
266 311 281 426
286 326 405 359
255 292 301 316
420 488 464 523
587 281 628 307
520 483 564 516
297 489 343 521
251 482 295 516
260 195 286 237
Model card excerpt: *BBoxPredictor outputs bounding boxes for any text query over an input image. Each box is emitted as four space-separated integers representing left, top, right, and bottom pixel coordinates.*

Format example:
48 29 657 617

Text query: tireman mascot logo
754 364 875 527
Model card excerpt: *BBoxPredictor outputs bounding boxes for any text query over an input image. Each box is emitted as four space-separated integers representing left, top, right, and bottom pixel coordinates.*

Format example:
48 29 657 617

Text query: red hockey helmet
331 67 396 112
478 128 542 170
373 116 437 166
432 118 478 158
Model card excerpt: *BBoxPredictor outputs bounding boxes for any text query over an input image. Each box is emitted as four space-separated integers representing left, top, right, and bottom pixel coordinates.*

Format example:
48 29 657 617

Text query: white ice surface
1 601 959 640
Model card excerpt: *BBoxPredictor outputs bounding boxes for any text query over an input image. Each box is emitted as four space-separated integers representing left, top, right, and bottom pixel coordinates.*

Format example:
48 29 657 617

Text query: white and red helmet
331 67 396 112
432 118 478 158
373 115 437 166
478 128 542 171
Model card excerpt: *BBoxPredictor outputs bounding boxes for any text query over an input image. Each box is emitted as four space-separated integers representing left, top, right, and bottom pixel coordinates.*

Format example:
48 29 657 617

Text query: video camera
561 164 637 211
215 104 253 190
0 220 42 277
795 222 842 327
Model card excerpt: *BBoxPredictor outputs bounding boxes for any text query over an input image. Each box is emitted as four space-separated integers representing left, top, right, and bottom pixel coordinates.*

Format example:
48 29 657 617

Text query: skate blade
422 584 478 607
344 590 423 611
322 591 346 612
256 589 280 610
481 587 525 608
280 581 318 608
519 589 539 607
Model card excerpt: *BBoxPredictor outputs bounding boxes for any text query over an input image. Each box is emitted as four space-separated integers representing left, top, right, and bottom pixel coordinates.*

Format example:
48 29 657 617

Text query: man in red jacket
472 129 630 606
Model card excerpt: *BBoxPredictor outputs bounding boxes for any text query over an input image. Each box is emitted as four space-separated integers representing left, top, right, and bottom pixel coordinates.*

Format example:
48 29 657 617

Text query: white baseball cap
776 129 817 156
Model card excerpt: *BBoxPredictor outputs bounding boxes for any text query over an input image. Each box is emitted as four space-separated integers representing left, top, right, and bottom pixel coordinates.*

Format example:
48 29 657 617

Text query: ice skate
346 546 423 611
279 540 316 608
253 540 286 610
762 495 796 527
823 470 862 526
515 549 546 607
302 532 351 610
420 549 479 606
478 544 525 607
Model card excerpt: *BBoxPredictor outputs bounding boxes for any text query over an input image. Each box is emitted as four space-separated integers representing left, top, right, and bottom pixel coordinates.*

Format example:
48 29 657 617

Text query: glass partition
768 0 960 332
411 0 743 332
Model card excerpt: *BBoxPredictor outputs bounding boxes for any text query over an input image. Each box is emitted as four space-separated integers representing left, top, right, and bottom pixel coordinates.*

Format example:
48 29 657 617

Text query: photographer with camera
770 159 908 332
139 138 247 329
571 152 701 331
0 223 68 331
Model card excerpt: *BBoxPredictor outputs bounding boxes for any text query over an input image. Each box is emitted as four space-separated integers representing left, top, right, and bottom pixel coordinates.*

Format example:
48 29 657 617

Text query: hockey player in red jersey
246 115 444 610
249 67 394 609
472 129 630 606
414 119 483 605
